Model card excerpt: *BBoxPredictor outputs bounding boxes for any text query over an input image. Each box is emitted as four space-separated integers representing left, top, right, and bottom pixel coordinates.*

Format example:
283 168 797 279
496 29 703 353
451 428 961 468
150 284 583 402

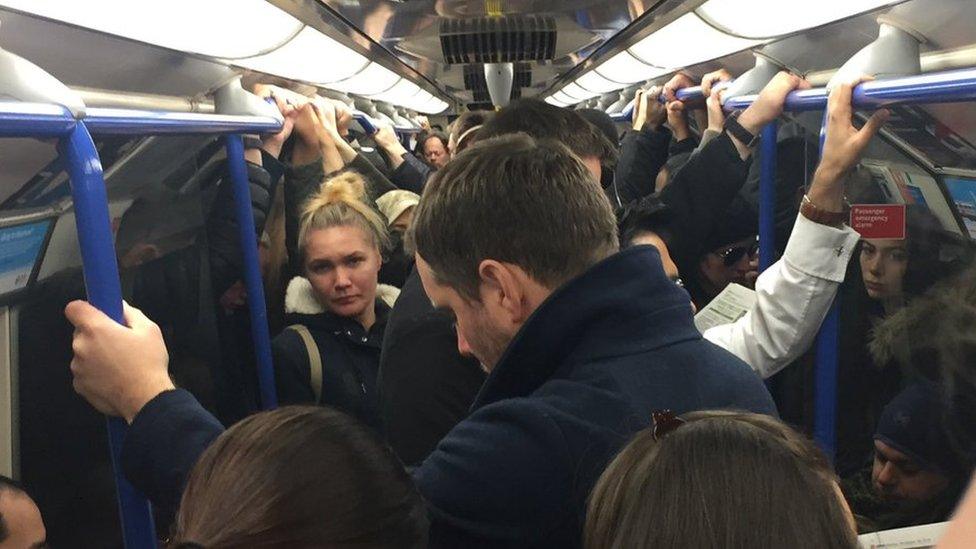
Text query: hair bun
303 171 367 218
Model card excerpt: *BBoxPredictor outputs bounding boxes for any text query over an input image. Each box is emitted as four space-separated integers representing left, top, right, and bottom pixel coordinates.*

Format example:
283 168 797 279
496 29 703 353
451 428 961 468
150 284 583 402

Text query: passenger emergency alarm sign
850 204 907 239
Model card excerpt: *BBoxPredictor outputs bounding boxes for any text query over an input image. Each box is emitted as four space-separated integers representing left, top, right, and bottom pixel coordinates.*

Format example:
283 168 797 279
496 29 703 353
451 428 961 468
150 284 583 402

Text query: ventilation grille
441 15 557 64
471 86 522 103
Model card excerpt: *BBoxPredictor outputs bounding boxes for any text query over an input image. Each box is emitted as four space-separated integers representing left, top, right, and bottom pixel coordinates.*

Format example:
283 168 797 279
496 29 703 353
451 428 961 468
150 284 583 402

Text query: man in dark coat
66 133 774 548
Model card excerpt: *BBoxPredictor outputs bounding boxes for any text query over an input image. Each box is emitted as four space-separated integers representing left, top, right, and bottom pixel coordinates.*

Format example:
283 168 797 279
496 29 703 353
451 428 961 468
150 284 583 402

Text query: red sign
850 204 907 239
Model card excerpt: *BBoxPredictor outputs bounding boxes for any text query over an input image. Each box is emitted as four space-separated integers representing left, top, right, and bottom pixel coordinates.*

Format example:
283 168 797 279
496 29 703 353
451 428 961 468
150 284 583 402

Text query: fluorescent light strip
552 91 579 105
0 0 304 59
233 27 369 84
627 13 765 69
545 96 569 107
326 63 401 96
561 82 599 101
594 51 671 84
696 0 902 40
576 71 629 94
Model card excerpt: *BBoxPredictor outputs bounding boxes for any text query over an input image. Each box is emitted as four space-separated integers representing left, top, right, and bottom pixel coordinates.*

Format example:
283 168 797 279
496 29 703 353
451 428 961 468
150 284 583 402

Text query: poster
944 177 976 239
0 219 51 296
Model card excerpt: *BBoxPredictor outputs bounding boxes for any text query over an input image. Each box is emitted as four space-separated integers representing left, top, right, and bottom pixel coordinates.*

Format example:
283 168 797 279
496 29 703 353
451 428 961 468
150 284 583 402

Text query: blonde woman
273 172 399 428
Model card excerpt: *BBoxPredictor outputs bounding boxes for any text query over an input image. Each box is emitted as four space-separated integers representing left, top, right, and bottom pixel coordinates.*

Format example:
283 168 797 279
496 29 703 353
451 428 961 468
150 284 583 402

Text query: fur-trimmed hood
285 277 400 314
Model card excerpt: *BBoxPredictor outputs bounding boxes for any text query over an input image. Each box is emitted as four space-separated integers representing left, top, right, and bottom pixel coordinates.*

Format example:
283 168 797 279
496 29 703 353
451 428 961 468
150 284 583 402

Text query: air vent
441 15 557 64
472 86 522 103
462 63 532 90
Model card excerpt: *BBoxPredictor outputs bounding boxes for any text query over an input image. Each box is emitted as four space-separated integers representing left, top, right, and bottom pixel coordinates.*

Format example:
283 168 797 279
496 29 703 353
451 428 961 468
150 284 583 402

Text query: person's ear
477 260 529 324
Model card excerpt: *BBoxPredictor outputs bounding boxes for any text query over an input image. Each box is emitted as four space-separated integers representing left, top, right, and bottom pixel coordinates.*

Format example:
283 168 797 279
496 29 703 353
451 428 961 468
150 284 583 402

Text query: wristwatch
800 195 849 227
723 111 758 148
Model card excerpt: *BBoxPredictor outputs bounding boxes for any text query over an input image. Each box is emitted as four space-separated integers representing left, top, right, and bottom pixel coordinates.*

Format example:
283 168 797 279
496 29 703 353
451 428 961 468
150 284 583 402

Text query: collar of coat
285 277 401 315
472 246 702 410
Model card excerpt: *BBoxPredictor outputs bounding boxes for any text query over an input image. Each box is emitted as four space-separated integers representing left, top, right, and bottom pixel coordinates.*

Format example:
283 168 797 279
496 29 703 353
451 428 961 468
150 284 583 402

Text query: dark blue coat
121 246 775 545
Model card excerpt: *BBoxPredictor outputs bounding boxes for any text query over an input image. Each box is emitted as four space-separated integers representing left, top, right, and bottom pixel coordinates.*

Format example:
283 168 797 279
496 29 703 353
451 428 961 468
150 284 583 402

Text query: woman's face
860 239 908 301
304 225 381 319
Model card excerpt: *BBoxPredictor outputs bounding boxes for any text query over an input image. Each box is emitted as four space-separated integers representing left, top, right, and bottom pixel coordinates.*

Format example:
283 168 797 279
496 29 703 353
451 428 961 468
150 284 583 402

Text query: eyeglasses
651 409 686 442
718 238 759 267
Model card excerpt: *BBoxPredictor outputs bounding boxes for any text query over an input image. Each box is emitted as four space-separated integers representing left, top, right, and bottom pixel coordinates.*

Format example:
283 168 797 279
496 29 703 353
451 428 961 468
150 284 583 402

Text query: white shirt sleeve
704 213 861 378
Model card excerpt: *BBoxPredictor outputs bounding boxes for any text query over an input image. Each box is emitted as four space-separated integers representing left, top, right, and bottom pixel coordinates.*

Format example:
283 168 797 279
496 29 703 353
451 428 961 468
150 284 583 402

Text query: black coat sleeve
613 127 673 206
347 154 397 200
389 152 431 194
205 159 276 296
121 389 225 517
658 131 752 273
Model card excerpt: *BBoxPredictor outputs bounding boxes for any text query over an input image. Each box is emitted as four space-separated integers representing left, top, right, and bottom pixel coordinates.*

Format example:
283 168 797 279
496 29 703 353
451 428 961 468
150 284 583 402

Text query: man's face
872 440 949 503
0 490 46 548
416 255 514 371
424 137 449 169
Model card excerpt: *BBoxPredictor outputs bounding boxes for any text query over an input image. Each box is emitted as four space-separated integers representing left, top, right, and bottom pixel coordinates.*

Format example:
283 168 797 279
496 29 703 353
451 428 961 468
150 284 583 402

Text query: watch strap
724 111 758 148
800 195 849 227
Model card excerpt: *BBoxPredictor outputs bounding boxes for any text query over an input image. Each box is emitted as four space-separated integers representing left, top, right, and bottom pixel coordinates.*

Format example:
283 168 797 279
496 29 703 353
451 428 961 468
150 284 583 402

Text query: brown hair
585 411 858 549
409 133 619 300
478 98 617 165
172 406 427 548
449 110 493 154
298 172 389 268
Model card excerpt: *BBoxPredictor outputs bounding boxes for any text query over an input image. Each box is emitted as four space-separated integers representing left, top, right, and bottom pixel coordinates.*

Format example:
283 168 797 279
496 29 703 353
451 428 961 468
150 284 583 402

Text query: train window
881 105 976 170
943 176 976 239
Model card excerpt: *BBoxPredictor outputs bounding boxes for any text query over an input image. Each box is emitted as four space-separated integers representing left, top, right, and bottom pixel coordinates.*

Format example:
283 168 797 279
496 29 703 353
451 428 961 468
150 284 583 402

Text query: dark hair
870 263 976 465
902 206 962 297
450 110 493 154
410 133 619 300
422 131 449 151
0 475 26 543
585 411 858 549
479 99 617 166
575 108 620 149
617 195 673 248
172 406 427 548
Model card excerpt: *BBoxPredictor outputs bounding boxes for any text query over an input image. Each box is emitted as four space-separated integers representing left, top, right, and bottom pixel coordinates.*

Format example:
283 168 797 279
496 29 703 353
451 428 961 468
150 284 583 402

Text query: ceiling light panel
561 82 599 101
0 0 303 59
232 27 369 84
627 13 765 69
594 51 671 84
325 63 401 96
696 0 902 39
576 71 628 94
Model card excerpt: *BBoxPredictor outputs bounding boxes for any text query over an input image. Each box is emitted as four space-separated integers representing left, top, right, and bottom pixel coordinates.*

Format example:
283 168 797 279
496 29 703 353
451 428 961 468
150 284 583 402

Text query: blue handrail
224 135 278 410
758 122 778 273
58 122 158 548
84 107 281 135
0 102 75 137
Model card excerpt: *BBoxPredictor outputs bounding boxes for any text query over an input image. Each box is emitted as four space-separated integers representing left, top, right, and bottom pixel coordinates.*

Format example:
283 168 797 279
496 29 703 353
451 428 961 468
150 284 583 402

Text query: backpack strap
287 324 323 405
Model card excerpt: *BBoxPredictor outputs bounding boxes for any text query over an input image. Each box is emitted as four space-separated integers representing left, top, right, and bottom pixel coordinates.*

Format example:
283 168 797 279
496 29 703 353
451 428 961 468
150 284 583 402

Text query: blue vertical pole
58 122 158 548
813 111 839 460
224 135 278 410
758 122 778 272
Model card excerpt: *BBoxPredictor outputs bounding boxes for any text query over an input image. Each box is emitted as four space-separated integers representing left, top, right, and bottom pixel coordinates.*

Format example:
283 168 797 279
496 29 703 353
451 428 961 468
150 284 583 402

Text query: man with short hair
0 476 46 549
67 134 775 547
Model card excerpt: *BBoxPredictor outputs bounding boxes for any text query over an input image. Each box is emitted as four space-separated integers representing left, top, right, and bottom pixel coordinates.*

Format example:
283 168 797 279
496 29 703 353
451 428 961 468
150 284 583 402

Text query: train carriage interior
1 0 976 547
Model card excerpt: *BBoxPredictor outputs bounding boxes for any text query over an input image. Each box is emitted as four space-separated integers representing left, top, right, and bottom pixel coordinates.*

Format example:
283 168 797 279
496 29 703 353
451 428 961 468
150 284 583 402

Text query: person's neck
354 302 376 332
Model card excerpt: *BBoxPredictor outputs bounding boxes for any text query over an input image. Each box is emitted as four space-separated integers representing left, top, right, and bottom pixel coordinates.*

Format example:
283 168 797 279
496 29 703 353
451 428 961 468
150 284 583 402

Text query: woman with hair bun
272 171 399 427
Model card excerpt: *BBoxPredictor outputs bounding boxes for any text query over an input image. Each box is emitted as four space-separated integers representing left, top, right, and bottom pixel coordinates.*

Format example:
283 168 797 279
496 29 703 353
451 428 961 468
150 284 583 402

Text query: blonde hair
298 172 390 265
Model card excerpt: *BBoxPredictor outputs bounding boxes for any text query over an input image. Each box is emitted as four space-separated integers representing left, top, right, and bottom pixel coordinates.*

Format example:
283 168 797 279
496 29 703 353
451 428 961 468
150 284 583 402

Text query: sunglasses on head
717 238 759 267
